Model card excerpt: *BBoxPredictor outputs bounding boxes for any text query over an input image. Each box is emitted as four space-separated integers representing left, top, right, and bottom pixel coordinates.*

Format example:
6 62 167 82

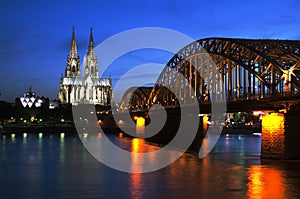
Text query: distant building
58 27 112 106
49 100 59 109
17 86 49 108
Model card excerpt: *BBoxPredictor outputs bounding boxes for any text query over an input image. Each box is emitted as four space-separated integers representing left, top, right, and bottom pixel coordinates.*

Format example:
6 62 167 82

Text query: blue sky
0 0 300 102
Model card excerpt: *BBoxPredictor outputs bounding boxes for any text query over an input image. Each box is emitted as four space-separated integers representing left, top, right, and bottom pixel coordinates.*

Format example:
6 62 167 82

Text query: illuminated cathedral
58 27 112 105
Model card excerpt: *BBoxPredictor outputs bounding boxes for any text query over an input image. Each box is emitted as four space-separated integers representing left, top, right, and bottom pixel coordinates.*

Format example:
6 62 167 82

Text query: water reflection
132 138 145 153
129 138 146 198
0 134 300 198
130 173 143 199
247 166 285 199
131 138 145 173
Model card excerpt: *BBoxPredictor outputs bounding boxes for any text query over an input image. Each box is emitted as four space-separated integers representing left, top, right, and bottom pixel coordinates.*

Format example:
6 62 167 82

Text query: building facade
58 28 112 106
17 86 49 108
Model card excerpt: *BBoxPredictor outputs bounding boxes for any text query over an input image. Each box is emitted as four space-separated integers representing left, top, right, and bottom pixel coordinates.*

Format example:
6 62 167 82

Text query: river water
1 133 300 199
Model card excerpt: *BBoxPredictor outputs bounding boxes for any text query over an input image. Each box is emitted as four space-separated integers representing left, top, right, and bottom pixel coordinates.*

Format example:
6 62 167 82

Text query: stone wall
261 113 285 159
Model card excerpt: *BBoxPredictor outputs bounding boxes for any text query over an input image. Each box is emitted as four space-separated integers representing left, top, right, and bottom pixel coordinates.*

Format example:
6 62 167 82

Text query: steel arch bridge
120 38 300 111
118 87 153 111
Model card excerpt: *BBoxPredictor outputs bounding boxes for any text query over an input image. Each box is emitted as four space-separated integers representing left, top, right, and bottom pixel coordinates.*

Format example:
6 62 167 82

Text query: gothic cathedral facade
58 28 112 106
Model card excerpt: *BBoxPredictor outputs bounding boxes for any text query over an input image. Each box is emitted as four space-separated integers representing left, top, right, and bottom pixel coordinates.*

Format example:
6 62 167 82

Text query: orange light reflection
129 138 145 197
247 166 285 199
132 138 145 153
129 173 142 199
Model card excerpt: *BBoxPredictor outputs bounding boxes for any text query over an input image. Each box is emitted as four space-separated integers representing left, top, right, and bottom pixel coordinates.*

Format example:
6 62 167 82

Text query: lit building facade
18 86 47 108
58 28 112 105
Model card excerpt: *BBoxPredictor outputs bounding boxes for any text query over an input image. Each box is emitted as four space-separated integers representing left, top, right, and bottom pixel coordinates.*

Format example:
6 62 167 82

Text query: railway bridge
118 38 300 159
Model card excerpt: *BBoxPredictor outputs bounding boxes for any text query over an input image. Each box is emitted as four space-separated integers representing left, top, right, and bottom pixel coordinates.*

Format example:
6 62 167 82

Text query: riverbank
2 124 77 135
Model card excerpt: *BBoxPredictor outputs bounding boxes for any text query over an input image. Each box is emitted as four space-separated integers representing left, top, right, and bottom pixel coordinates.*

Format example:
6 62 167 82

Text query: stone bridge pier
261 111 300 159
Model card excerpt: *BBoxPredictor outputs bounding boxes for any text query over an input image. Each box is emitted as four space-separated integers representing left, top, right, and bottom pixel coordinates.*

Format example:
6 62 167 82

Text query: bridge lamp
118 120 124 125
97 120 103 125
252 111 264 116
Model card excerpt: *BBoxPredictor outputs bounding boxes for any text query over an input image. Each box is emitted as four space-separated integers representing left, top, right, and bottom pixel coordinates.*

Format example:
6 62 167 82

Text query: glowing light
118 120 124 125
252 133 261 136
97 120 103 125
136 117 145 126
279 109 287 113
21 101 27 107
23 133 27 138
83 133 88 138
11 134 16 139
136 117 145 134
261 113 285 158
30 116 35 122
60 133 65 138
38 133 43 138
28 101 33 108
252 111 264 116
119 132 123 138
262 113 284 135
203 115 209 130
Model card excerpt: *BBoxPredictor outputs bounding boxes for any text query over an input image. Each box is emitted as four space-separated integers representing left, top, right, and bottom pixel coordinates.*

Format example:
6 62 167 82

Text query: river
1 133 300 199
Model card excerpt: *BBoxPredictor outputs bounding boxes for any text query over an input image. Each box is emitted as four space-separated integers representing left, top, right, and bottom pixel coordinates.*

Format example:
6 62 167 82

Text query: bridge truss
146 38 300 106
121 38 300 111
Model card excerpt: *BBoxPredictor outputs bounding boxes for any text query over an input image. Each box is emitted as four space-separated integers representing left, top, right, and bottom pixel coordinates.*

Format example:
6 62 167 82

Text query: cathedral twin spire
87 28 95 55
69 27 78 58
65 27 98 78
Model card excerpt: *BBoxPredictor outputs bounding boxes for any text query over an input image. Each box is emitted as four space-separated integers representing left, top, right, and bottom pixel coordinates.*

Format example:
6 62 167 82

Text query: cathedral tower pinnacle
87 27 95 55
70 27 78 57
65 27 80 77
84 27 98 78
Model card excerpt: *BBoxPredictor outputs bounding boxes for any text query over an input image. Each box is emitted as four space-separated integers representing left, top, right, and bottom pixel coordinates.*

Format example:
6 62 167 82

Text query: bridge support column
261 112 300 159
189 115 209 152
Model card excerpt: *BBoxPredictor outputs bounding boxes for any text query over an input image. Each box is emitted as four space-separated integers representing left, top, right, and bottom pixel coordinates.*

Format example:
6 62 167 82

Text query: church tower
59 27 112 106
83 28 98 78
65 27 80 77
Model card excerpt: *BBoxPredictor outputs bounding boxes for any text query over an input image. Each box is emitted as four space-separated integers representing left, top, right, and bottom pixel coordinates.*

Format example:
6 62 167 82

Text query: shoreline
1 123 260 135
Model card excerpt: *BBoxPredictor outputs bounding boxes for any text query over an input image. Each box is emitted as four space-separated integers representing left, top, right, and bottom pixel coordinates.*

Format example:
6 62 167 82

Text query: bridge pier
261 111 300 159
189 115 209 152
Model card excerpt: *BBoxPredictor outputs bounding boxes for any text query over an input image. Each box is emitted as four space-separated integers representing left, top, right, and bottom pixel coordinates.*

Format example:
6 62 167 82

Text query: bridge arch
118 87 153 111
147 37 300 107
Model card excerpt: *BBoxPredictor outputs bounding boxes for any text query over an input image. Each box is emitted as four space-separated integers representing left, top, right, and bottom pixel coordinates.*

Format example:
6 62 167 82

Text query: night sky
0 0 300 103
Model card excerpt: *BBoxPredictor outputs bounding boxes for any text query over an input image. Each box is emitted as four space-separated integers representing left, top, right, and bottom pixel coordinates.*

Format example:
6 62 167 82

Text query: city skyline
1 0 300 102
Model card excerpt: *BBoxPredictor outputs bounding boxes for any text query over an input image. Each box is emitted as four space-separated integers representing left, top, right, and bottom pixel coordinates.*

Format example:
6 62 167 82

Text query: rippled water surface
1 133 300 199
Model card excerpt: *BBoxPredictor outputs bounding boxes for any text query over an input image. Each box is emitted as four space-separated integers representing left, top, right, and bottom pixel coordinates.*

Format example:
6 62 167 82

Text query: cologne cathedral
58 28 112 105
